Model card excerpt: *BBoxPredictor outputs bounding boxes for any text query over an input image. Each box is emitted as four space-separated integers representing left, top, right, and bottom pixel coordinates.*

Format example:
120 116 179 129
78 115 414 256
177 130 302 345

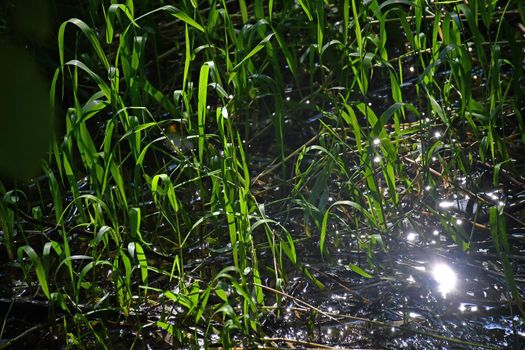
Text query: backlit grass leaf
58 18 109 70
347 263 373 278
320 200 374 255
232 33 275 71
18 245 50 299
138 5 204 33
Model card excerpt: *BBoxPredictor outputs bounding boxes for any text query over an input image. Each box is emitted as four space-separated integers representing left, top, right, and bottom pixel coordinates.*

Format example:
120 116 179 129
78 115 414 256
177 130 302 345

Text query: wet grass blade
197 62 212 164
489 207 525 317
58 18 109 72
232 33 275 71
18 245 50 299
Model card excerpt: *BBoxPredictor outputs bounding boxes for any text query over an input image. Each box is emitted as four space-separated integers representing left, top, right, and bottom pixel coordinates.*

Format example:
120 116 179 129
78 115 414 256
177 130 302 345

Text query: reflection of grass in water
0 1 524 348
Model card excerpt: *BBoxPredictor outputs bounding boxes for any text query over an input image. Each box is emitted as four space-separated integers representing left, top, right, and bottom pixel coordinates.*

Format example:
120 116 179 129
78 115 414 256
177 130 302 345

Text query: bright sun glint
432 263 457 297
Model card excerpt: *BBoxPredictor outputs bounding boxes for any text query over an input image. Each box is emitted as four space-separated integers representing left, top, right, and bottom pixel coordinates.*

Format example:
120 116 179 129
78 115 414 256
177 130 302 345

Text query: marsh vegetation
1 0 525 348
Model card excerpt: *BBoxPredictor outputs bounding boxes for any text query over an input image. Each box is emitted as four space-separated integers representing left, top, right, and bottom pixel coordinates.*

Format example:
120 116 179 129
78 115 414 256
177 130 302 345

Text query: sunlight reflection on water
438 200 456 209
432 263 457 298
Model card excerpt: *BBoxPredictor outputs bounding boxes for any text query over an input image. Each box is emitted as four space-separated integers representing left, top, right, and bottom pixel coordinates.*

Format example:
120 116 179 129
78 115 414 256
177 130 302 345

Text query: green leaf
347 263 373 278
198 62 212 164
320 200 374 255
18 245 50 299
137 6 204 32
58 18 109 70
106 4 139 44
232 33 275 71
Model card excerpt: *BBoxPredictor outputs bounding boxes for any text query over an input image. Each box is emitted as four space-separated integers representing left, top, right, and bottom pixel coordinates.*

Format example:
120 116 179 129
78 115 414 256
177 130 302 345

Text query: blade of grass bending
77 260 113 295
17 245 50 299
232 33 274 71
320 200 374 255
105 4 139 44
136 6 204 33
341 102 363 152
129 207 145 243
128 242 149 287
58 18 110 72
42 241 63 277
65 60 111 100
377 0 412 12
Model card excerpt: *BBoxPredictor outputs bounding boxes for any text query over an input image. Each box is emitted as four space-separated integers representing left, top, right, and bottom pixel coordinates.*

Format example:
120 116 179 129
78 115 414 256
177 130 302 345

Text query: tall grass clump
0 0 524 348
